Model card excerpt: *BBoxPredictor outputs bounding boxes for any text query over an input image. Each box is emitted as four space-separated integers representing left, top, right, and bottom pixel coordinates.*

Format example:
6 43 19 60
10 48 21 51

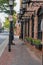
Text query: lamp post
8 0 14 52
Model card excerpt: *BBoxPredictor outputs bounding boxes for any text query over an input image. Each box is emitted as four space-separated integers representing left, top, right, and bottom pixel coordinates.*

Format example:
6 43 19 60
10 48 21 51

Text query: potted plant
29 38 34 45
25 37 31 43
28 37 32 43
32 39 35 45
30 38 33 45
34 39 42 50
25 37 29 42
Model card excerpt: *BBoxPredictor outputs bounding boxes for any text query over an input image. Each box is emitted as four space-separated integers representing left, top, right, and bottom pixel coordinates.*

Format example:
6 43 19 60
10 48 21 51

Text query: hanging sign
9 15 13 21
41 19 43 32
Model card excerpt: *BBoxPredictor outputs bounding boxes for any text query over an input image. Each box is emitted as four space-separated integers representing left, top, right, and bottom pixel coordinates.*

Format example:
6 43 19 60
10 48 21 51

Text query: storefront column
29 19 32 37
34 15 38 39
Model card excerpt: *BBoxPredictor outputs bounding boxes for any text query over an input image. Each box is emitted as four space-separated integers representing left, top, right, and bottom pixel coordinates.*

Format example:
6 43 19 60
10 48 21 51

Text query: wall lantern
22 0 31 4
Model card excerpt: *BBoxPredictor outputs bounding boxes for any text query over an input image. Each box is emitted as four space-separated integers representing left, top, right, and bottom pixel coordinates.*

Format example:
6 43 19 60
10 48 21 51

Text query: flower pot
31 41 33 45
31 40 34 46
35 44 42 50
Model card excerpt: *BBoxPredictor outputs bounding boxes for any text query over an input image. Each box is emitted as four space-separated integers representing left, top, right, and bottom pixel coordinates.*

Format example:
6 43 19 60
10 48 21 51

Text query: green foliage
0 0 16 14
0 0 8 5
34 39 41 45
3 17 10 29
26 37 32 42
3 13 17 29
13 13 17 28
26 37 41 45
0 0 16 6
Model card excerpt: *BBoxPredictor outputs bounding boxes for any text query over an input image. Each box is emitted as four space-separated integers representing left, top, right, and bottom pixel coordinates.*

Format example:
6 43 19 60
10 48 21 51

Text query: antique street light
8 0 14 52
19 8 24 19
22 3 27 9
9 0 14 5
20 8 24 15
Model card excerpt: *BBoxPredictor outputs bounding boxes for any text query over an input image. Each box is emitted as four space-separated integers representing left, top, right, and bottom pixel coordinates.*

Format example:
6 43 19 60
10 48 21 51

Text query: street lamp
22 3 27 9
8 0 14 52
9 0 14 5
20 8 24 15
18 8 24 20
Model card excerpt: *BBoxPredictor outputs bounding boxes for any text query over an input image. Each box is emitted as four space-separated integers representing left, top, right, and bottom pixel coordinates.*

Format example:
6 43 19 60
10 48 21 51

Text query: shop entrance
37 6 43 40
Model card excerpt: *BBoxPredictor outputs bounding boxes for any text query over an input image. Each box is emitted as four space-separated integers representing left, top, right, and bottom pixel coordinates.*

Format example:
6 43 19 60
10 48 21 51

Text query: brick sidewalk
25 41 42 60
0 39 42 65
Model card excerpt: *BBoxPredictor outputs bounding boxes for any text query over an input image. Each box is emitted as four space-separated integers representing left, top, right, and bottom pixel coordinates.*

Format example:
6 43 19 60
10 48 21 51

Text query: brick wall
34 15 38 39
20 0 43 41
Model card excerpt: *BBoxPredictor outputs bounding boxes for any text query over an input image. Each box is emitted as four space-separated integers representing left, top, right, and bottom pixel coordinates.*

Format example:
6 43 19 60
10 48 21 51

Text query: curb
0 37 8 57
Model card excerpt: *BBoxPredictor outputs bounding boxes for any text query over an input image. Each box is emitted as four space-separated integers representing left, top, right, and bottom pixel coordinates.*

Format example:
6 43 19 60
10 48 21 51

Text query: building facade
19 0 43 42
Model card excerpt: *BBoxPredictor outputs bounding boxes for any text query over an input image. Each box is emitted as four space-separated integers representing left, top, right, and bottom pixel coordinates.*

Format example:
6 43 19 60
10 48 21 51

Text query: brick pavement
25 41 42 60
0 38 42 65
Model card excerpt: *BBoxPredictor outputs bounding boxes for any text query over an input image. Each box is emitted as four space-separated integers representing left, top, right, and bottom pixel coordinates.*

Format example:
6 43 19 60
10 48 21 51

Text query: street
0 30 19 57
0 30 9 56
0 31 9 45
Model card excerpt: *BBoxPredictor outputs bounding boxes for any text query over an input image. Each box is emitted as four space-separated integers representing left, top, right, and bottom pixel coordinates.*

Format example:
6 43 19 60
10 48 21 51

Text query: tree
3 17 10 29
3 13 17 29
13 13 17 28
0 0 16 14
0 0 17 30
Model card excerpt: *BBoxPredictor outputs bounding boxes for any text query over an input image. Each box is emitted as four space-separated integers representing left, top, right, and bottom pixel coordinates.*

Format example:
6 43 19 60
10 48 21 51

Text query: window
38 16 42 40
32 15 34 38
28 19 30 36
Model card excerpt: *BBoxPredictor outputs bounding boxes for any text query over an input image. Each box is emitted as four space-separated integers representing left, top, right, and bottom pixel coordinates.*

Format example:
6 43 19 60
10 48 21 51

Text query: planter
35 44 42 50
30 38 34 45
25 37 34 45
31 41 33 45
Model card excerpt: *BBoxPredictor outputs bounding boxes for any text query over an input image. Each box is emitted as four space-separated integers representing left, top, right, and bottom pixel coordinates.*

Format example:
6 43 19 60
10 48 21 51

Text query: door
38 15 42 40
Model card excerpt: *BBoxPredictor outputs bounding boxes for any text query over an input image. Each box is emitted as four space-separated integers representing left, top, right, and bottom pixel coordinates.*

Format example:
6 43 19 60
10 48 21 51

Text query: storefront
37 6 43 40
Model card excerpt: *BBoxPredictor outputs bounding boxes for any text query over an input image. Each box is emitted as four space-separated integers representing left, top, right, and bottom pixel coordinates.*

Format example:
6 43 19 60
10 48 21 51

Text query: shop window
37 6 43 40
38 16 42 40
32 15 34 38
21 22 23 39
28 20 29 36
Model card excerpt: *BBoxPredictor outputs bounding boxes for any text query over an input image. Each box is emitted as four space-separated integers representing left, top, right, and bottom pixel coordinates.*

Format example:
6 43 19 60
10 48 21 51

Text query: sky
14 0 20 13
0 0 20 25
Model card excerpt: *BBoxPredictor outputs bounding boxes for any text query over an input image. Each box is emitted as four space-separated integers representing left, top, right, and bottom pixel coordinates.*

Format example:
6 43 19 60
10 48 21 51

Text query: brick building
19 0 43 42
15 20 21 36
15 14 21 36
